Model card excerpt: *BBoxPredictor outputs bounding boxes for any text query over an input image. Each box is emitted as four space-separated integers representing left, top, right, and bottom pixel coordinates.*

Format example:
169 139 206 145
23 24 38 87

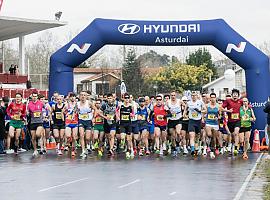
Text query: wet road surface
0 151 261 200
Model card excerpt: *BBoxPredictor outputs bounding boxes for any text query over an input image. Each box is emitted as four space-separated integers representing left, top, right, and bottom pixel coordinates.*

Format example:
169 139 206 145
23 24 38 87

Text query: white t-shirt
168 99 182 120
187 99 204 120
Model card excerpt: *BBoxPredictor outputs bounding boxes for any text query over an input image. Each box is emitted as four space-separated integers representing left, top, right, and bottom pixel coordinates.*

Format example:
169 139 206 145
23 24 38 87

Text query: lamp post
153 85 158 96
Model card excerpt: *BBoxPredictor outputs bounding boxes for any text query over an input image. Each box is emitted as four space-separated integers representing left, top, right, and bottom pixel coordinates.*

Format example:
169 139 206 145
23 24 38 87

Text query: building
202 66 246 99
74 68 121 95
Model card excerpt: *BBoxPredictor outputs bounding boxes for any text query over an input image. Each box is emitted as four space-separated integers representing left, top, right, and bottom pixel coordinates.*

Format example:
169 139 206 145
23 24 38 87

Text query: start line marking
38 177 89 192
118 179 141 189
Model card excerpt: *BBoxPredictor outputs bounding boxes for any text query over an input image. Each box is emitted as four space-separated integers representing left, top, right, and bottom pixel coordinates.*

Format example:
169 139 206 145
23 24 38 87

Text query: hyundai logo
118 23 140 35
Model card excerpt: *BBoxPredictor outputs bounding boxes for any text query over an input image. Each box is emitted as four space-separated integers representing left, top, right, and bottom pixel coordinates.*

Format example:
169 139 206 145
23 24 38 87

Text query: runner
152 95 171 155
6 93 26 155
167 91 183 156
137 97 151 156
40 94 51 154
145 96 155 152
204 93 221 159
179 96 189 155
239 97 256 159
102 93 118 156
222 89 243 155
77 91 94 158
118 93 134 159
51 95 65 155
183 91 206 156
27 92 45 156
64 93 79 157
129 95 140 155
93 99 107 156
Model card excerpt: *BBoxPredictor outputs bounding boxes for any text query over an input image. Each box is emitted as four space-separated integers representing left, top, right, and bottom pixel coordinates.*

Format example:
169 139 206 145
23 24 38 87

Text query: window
77 84 83 93
96 83 109 95
224 88 229 94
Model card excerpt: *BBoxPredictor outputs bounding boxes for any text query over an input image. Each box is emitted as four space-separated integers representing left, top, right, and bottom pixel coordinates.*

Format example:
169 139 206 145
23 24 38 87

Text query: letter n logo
226 42 246 53
67 43 91 54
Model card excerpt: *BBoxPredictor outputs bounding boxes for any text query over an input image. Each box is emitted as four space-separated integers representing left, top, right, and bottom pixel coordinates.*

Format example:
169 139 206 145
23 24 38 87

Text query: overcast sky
1 0 270 61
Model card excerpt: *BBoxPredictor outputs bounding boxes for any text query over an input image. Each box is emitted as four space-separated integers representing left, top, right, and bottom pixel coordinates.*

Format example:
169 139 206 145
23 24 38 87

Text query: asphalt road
0 151 261 200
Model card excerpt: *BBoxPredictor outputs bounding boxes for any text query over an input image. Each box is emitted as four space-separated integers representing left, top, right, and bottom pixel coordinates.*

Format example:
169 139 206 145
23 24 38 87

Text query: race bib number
231 113 239 120
242 114 250 121
220 123 224 128
157 115 164 121
13 114 20 120
107 114 114 121
191 112 198 118
172 113 177 118
33 111 41 118
66 115 73 120
121 114 129 121
140 115 146 121
96 117 103 123
55 112 62 120
207 114 216 120
79 113 89 120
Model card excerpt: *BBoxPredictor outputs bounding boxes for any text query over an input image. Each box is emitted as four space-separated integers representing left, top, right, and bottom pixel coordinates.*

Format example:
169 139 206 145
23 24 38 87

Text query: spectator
9 64 15 75
263 96 270 154
0 99 6 154
15 65 19 75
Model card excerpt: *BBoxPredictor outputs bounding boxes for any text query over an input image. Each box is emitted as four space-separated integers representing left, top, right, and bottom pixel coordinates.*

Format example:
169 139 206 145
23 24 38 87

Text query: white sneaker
210 152 215 159
6 149 14 154
57 150 63 155
228 143 232 153
183 148 188 155
160 148 163 155
32 150 38 157
130 151 134 158
203 146 207 156
162 143 167 151
220 147 225 155
18 148 27 152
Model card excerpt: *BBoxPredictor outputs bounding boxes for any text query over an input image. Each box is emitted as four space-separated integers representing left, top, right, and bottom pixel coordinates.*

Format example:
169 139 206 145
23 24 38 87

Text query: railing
0 73 28 84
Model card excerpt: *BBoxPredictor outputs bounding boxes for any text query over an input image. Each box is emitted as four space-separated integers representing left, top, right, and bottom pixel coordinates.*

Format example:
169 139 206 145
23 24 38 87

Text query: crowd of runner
0 88 256 160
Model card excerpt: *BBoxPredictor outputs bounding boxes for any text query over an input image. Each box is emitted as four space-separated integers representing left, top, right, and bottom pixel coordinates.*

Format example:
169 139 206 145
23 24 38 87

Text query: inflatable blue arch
49 18 270 130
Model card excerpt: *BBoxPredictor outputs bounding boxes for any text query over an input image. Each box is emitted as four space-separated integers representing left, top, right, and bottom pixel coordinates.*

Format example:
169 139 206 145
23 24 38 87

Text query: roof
203 68 242 89
81 73 121 83
0 16 67 41
74 68 121 74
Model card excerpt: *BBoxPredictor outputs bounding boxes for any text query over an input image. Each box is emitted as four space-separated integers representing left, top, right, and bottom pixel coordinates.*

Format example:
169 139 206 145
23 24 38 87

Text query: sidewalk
240 153 269 200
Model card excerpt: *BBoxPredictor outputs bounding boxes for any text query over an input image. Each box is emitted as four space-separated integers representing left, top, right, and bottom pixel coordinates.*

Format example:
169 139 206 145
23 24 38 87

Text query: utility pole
122 45 126 81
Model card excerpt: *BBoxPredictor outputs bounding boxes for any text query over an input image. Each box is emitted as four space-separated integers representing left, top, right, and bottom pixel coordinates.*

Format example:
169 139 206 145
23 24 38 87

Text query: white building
202 67 246 99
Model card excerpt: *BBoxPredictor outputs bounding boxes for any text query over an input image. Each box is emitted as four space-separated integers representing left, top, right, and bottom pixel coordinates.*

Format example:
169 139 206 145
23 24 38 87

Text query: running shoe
203 146 207 156
233 149 238 156
191 151 195 156
155 149 160 154
220 147 225 155
172 151 177 157
6 149 14 154
139 149 143 156
71 151 76 157
94 141 99 150
120 139 125 149
32 150 38 157
183 148 188 155
215 148 220 156
160 148 163 156
18 148 27 152
207 147 211 153
109 149 114 156
146 149 150 155
242 153 248 160
210 152 215 159
14 146 18 155
80 151 86 158
162 143 167 151
133 148 137 156
58 150 63 155
64 146 69 151
98 149 103 157
176 147 180 154
126 152 131 159
130 151 134 159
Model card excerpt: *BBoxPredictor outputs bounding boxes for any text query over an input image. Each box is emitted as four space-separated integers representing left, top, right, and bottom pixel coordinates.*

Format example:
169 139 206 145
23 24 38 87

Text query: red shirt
7 102 26 120
153 105 168 126
222 98 243 122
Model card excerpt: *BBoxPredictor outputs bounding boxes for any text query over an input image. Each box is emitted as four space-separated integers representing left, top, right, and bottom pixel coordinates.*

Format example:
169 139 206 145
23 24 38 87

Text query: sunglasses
124 97 129 99
156 99 162 101
243 100 248 102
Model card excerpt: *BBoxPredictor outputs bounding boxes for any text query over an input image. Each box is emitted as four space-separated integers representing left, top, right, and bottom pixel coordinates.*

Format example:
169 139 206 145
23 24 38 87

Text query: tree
186 48 218 79
122 48 143 96
136 50 170 67
146 63 213 93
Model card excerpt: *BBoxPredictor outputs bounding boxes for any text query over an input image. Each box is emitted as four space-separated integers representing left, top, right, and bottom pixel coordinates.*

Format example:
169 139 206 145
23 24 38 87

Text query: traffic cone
252 129 260 152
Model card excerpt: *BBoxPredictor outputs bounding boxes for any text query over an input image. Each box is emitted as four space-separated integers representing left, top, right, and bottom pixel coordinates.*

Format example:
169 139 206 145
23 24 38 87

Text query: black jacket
0 106 6 139
264 102 270 119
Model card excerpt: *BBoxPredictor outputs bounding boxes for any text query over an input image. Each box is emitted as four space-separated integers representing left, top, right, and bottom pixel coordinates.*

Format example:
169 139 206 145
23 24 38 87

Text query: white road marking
233 153 263 200
169 192 177 196
118 179 140 189
38 177 89 192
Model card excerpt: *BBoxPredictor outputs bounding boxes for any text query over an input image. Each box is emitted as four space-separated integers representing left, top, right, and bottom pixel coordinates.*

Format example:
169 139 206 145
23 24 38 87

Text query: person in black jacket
263 96 270 153
0 99 6 154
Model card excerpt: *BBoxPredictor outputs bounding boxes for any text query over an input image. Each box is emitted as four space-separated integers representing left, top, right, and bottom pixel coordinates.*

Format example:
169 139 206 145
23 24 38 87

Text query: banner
0 0 3 12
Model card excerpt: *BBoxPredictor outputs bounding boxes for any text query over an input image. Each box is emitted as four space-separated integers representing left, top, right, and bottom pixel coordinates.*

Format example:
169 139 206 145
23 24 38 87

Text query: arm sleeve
6 103 13 117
